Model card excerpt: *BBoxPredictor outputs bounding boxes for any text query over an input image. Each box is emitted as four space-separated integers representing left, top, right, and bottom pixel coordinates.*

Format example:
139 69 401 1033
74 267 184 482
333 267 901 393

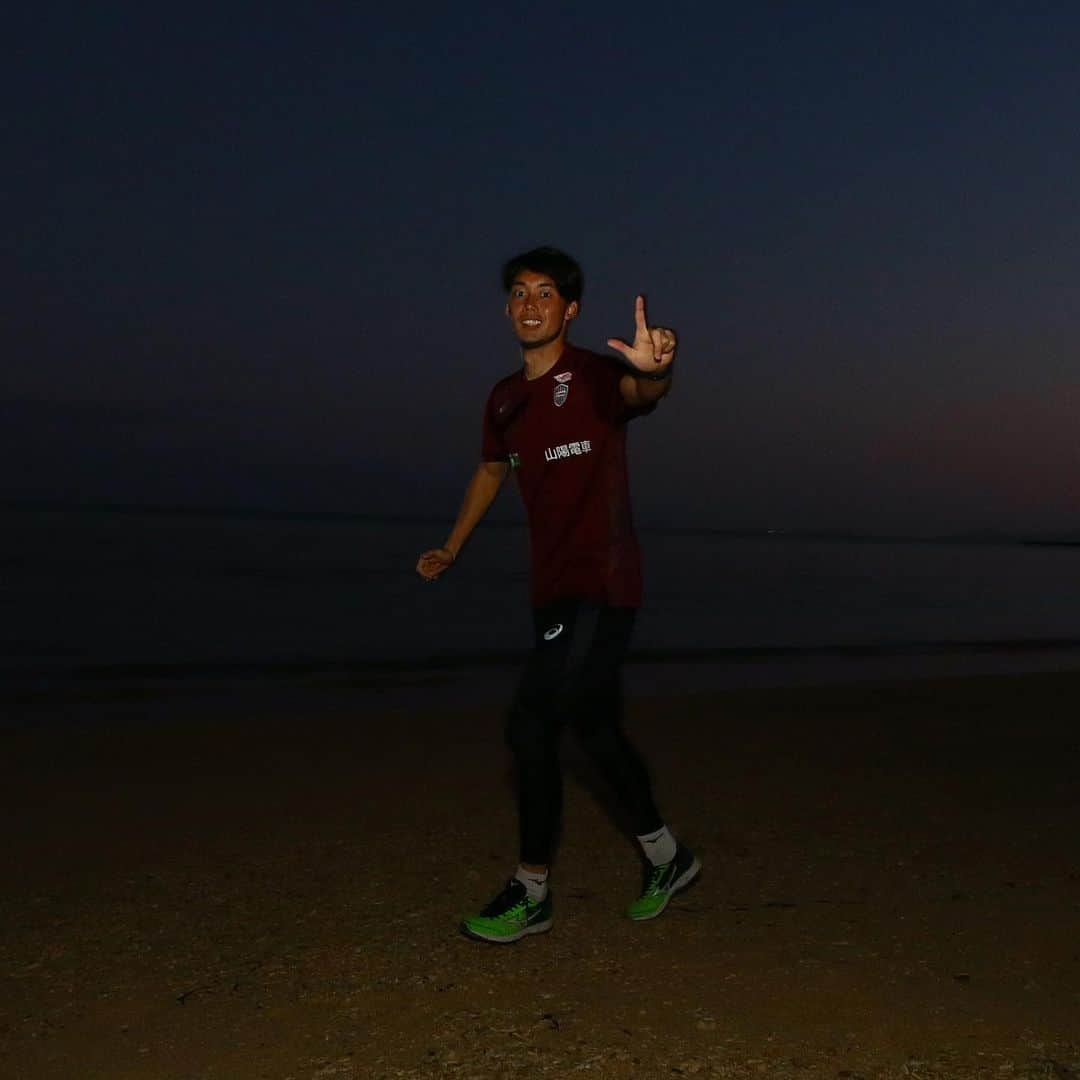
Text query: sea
4 503 1080 723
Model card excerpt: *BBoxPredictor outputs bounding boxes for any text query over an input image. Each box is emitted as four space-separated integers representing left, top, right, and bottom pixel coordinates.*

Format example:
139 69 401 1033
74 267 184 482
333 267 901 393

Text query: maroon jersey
481 344 653 608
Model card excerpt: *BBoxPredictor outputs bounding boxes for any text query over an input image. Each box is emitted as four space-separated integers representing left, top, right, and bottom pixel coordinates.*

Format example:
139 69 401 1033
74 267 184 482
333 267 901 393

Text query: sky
4 2 1080 534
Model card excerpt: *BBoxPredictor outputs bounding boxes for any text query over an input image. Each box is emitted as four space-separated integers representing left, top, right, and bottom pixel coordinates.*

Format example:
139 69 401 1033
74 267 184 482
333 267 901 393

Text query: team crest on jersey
553 382 569 407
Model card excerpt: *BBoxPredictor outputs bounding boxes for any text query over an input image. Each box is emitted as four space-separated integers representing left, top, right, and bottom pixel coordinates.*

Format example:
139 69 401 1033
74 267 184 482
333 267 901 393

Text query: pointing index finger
635 293 648 335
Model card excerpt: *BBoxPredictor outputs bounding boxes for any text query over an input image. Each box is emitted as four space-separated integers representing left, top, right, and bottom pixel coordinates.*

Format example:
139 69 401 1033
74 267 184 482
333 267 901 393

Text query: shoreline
7 644 1080 726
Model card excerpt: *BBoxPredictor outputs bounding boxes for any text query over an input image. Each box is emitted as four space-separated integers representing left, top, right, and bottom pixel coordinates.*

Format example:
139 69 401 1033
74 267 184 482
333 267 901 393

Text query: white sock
637 825 677 866
514 865 549 902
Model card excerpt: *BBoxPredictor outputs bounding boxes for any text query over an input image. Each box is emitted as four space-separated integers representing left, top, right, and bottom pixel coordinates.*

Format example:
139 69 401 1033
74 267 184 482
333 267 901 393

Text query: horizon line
4 496 1079 546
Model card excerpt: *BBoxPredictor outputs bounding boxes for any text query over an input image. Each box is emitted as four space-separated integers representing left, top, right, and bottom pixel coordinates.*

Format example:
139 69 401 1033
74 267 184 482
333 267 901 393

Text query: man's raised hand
606 294 677 374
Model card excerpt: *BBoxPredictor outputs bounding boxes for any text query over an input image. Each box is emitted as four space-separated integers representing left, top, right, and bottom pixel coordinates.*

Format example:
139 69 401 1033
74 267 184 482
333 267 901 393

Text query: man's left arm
606 294 677 409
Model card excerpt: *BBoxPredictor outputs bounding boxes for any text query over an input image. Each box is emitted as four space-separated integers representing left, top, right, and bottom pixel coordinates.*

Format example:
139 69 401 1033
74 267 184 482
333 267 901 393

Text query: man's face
505 270 578 350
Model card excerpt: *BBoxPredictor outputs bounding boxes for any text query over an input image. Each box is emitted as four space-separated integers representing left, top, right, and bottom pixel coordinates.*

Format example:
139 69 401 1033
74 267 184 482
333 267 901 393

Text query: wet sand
2 671 1079 1078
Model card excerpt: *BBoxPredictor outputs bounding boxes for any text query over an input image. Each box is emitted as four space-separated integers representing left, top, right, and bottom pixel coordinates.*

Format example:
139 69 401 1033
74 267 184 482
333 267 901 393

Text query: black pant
506 599 662 865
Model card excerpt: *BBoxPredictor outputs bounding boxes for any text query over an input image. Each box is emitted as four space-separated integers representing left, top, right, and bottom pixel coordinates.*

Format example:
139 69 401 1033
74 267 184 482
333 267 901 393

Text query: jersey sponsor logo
543 623 564 640
553 371 573 383
544 439 592 463
553 382 569 407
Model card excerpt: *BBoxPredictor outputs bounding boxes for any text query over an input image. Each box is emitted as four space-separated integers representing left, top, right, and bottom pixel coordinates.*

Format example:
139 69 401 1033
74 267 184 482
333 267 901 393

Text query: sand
2 671 1079 1079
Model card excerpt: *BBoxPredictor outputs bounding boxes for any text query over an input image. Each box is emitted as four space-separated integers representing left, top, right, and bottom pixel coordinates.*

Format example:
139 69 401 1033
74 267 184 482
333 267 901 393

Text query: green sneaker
627 844 701 921
460 879 554 944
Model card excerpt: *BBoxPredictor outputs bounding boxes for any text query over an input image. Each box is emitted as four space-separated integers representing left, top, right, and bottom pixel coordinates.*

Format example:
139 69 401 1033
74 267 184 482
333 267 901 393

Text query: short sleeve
481 389 507 461
591 354 656 424
481 377 529 461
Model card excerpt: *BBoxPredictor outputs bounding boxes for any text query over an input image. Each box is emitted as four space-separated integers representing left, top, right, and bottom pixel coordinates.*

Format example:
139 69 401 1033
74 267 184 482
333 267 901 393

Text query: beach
3 671 1079 1079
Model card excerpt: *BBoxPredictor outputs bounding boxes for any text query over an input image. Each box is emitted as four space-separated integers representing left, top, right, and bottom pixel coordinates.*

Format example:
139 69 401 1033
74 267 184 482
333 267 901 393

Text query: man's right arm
416 460 510 580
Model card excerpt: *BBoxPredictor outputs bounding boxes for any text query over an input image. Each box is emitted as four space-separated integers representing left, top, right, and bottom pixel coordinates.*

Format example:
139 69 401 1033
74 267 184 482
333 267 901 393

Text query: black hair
500 246 584 304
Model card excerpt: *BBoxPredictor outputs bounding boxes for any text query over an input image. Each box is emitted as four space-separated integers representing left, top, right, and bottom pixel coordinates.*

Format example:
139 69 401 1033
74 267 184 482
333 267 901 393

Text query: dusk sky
5 4 1080 534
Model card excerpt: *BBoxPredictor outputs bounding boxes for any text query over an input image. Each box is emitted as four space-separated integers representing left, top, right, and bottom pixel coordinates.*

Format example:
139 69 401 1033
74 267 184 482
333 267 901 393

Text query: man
416 247 699 944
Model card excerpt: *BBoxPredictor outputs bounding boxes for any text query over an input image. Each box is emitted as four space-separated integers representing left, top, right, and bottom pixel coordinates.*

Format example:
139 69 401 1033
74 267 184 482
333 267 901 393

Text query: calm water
4 505 1080 715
